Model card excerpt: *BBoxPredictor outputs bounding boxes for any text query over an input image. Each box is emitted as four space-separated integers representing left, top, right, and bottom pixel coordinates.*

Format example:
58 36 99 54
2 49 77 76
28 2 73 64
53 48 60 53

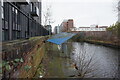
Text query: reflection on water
71 42 119 78
36 42 119 78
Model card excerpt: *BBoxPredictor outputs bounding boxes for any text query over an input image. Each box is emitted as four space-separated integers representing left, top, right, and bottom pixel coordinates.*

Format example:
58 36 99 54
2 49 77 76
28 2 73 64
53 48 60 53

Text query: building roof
79 27 90 28
63 19 73 22
99 26 108 28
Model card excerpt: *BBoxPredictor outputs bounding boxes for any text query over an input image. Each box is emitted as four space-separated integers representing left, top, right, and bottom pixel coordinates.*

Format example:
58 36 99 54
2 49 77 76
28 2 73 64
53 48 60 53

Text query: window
1 0 3 6
36 7 39 16
4 30 9 41
12 31 15 39
4 3 9 21
12 8 17 30
15 9 18 30
2 30 4 41
1 0 4 19
2 20 4 28
12 31 17 40
15 24 17 30
20 25 21 31
5 21 8 29
17 31 20 39
18 25 20 31
13 23 15 30
12 7 15 12
1 7 4 19
30 3 33 12
15 9 18 14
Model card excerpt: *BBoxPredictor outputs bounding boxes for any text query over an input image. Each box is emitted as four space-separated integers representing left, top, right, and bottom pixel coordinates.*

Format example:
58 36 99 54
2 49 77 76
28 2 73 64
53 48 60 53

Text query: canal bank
34 41 119 78
2 35 118 78
1 36 49 78
34 42 74 78
84 40 120 49
70 34 120 49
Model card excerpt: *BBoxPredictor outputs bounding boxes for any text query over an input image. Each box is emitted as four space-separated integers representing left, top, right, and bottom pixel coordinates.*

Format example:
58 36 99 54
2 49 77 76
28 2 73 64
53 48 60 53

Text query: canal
34 42 119 78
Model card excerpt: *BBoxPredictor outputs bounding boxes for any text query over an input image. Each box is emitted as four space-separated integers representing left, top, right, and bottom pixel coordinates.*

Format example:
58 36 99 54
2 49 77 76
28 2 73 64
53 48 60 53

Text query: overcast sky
42 0 118 31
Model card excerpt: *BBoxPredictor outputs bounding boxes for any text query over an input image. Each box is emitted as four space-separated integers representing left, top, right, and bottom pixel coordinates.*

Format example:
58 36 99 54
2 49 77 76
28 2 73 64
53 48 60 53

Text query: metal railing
2 2 49 41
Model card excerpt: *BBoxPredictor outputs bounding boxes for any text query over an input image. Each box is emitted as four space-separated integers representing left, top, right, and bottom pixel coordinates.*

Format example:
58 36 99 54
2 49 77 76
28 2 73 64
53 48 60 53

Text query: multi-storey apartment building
54 25 60 34
60 19 74 32
0 0 49 41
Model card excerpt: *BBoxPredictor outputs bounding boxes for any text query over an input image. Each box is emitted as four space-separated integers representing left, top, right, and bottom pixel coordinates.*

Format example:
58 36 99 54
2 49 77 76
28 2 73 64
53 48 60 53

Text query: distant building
60 19 74 32
45 25 52 35
99 26 108 28
70 26 108 32
90 24 98 27
54 25 60 34
0 0 49 41
54 26 57 34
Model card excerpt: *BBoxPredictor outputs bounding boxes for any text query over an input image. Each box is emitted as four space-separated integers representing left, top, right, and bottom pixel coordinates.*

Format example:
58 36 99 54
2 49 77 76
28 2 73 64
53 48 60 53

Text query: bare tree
42 5 54 27
69 47 98 78
76 48 97 78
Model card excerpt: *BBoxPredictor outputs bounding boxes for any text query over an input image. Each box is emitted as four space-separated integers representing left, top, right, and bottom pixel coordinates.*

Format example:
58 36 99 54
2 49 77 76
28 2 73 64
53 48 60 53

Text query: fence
2 2 49 41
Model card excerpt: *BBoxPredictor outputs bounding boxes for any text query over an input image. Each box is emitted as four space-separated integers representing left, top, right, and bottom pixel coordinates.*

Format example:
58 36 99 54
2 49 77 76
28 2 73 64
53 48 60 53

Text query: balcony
30 7 39 17
17 0 29 5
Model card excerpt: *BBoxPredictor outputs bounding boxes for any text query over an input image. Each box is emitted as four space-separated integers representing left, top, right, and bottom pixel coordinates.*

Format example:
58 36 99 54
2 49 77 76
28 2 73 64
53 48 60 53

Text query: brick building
60 19 74 32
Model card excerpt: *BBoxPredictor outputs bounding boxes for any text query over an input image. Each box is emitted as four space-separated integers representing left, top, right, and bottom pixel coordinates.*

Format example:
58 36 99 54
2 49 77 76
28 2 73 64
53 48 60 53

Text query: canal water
35 42 119 78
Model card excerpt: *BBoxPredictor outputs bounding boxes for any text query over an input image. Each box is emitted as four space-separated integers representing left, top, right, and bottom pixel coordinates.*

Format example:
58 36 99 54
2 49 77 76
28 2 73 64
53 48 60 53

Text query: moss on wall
17 44 45 78
1 36 49 78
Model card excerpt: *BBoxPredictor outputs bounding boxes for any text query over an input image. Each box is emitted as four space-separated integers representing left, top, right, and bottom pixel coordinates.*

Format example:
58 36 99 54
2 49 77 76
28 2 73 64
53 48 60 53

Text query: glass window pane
12 7 14 12
1 0 3 6
15 9 18 14
1 7 4 19
2 30 4 41
2 20 4 28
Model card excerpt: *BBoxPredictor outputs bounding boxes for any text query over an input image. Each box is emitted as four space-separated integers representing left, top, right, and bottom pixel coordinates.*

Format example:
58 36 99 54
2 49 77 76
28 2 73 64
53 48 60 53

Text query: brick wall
2 36 48 78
